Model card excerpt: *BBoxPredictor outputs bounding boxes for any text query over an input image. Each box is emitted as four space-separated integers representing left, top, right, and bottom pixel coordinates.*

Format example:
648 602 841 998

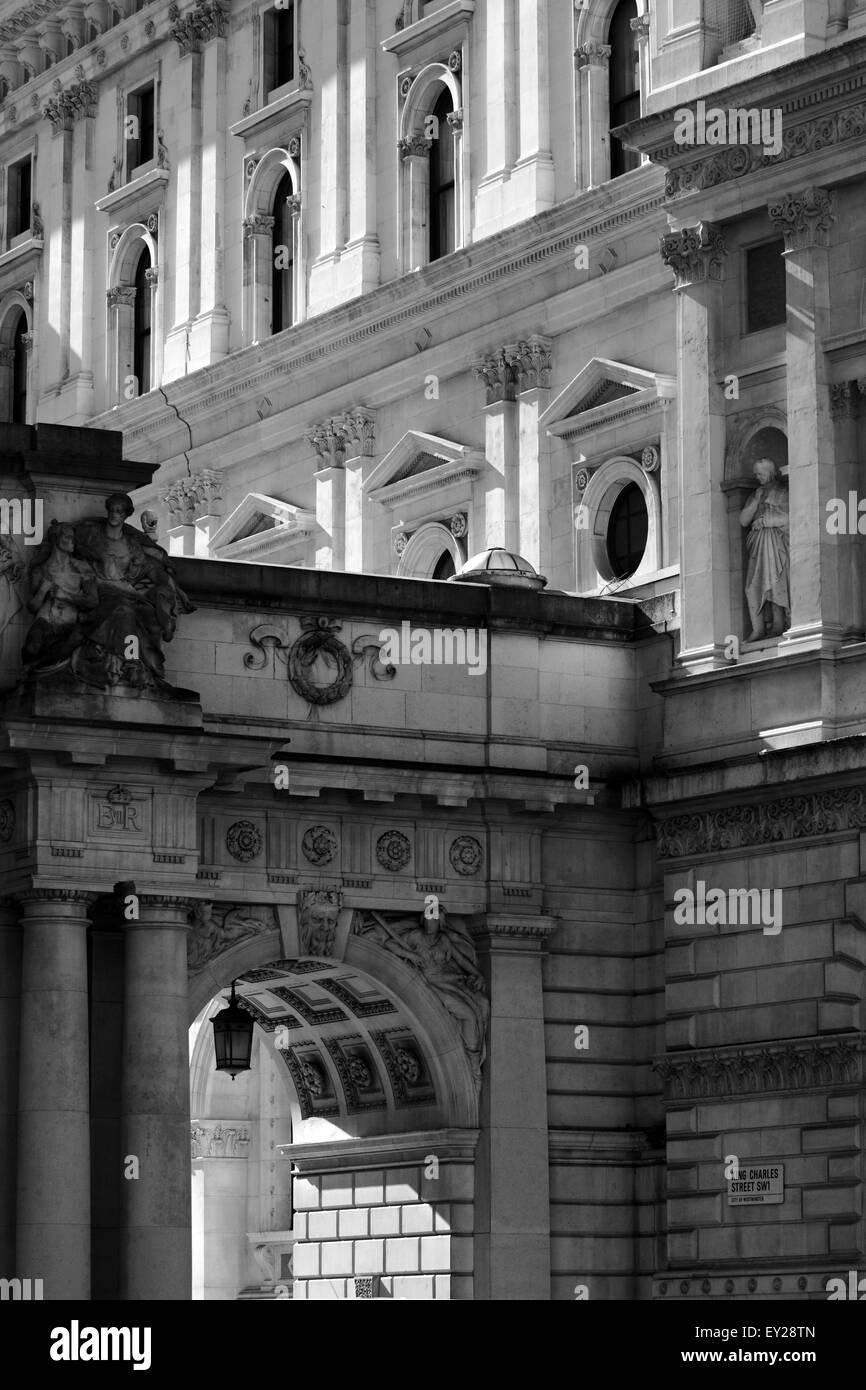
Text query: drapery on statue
354 908 490 1080
739 458 790 643
22 493 195 697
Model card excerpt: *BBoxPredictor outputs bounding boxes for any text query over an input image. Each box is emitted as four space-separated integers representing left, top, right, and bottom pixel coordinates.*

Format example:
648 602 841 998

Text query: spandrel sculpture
22 493 195 698
739 458 790 643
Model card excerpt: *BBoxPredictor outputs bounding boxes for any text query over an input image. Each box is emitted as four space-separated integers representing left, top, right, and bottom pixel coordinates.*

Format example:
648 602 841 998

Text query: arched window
608 0 640 178
271 171 294 335
429 87 455 262
133 249 151 396
11 310 28 423
432 550 456 580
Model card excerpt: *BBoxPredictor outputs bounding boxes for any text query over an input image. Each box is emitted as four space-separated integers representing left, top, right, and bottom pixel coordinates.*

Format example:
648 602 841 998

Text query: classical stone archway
187 892 489 1299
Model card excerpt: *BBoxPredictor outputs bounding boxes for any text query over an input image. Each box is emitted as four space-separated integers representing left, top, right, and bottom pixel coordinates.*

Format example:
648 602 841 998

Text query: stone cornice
94 177 666 452
548 1130 650 1160
281 1127 480 1170
654 1036 865 1101
614 39 866 200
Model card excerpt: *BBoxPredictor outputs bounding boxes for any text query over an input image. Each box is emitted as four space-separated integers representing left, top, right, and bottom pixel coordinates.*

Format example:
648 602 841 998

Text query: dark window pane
271 171 294 334
607 482 648 579
746 239 786 333
275 3 295 88
429 88 455 261
608 0 640 178
432 550 456 580
133 250 151 395
11 310 27 423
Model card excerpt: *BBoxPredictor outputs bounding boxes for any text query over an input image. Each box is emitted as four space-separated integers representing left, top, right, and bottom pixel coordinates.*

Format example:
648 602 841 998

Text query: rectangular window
745 239 786 334
264 1 297 98
6 156 32 246
126 83 155 178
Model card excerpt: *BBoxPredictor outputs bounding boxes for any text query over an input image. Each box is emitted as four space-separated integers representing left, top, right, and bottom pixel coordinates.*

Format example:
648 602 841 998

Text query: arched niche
0 291 33 423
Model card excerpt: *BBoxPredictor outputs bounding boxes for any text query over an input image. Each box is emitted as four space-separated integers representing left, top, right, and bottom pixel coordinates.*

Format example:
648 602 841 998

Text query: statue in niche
354 909 490 1080
298 889 340 957
21 522 98 670
739 458 790 642
22 493 195 697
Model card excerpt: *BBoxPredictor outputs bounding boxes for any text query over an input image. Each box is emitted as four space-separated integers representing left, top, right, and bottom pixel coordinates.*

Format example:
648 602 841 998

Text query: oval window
606 482 648 579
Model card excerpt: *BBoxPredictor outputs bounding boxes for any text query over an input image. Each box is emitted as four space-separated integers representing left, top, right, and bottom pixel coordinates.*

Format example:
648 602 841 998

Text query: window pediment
365 430 483 504
382 0 475 58
209 493 316 560
541 358 675 445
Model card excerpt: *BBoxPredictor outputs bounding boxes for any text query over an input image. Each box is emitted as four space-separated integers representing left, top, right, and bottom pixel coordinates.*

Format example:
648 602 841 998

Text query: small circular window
606 482 648 580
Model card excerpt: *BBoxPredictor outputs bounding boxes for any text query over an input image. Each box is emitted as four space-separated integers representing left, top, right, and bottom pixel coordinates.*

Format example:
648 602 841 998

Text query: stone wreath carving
244 615 396 711
226 820 263 862
301 825 338 866
376 830 411 871
187 901 276 974
354 908 489 1082
449 835 483 876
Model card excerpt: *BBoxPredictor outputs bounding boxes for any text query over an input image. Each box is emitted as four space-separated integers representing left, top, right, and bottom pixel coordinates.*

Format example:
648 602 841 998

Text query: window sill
0 236 43 272
229 85 313 143
95 166 169 219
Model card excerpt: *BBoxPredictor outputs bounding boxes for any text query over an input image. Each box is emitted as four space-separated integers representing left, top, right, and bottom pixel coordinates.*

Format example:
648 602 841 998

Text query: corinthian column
120 894 192 1300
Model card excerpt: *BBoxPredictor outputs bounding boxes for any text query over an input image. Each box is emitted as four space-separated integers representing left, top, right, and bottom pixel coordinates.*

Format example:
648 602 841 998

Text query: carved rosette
768 186 835 252
225 820 263 862
449 835 483 876
641 445 660 473
449 513 467 539
301 825 338 867
659 222 727 289
376 830 412 872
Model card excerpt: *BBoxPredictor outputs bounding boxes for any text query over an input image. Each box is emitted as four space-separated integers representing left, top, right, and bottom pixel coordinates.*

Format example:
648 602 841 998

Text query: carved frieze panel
188 901 278 975
190 1122 250 1158
656 786 866 859
654 1038 863 1101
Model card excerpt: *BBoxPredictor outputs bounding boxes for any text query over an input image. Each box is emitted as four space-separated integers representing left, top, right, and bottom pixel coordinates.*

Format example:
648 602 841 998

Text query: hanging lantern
211 981 254 1079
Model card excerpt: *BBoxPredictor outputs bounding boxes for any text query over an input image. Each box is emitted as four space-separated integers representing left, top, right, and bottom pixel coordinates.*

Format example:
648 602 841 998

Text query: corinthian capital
575 41 611 70
768 186 835 252
659 222 727 289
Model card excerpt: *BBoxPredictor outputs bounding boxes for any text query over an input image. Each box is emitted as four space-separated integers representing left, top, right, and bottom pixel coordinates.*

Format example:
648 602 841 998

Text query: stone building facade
0 0 865 1301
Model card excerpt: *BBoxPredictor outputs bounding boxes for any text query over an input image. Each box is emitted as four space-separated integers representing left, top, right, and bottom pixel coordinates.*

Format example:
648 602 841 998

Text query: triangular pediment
365 432 485 503
209 494 316 559
540 359 676 440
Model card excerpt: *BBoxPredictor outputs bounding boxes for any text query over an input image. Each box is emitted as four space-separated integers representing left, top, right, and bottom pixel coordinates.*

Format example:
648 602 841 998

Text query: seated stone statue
22 494 195 697
22 522 98 670
739 457 790 642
